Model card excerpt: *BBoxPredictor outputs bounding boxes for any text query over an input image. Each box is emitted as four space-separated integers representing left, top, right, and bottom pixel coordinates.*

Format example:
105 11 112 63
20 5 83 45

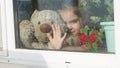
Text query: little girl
47 0 88 51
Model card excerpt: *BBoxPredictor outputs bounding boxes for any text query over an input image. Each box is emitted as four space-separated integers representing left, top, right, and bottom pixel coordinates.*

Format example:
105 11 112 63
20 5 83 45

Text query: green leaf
91 42 98 52
80 25 90 34
90 16 101 23
87 43 91 51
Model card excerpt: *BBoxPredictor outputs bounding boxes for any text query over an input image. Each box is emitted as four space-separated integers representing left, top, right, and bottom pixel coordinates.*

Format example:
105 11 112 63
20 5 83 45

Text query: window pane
13 0 114 53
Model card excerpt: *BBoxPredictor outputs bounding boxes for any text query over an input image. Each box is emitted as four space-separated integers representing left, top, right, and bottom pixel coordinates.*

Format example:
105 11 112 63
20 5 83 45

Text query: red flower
78 34 88 46
89 33 97 44
79 26 104 52
78 34 88 41
81 40 87 45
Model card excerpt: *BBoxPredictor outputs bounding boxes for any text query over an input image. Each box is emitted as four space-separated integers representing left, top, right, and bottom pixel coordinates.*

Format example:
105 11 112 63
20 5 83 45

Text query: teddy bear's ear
31 10 39 20
19 20 31 30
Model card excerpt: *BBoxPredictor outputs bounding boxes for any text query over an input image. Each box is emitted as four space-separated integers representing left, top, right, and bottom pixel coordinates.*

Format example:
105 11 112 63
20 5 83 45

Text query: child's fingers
47 33 52 41
52 24 56 36
56 24 61 36
62 33 67 40
58 24 61 34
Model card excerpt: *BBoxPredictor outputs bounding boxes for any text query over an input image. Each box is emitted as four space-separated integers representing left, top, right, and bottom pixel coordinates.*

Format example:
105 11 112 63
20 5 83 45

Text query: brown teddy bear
20 10 67 49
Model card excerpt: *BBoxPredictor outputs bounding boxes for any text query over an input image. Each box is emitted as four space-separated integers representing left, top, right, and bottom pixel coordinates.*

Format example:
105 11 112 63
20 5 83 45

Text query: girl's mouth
67 30 74 34
66 29 71 34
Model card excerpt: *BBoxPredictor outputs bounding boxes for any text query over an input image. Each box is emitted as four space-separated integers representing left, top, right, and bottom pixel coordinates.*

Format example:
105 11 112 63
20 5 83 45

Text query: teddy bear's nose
40 24 52 33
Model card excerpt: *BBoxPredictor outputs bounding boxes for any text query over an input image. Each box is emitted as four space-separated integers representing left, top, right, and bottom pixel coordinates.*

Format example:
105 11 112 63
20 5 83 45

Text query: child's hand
47 24 67 49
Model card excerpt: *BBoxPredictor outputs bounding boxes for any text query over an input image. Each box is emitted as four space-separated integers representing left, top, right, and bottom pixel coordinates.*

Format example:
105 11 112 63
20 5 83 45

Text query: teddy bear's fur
20 10 68 49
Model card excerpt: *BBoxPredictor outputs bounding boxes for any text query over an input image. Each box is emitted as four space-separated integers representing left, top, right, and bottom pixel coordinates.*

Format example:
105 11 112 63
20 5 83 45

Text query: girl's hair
58 0 83 27
59 0 81 17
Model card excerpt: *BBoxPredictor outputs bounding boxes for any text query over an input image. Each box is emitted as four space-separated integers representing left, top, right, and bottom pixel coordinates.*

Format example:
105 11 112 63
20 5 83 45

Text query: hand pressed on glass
47 24 67 49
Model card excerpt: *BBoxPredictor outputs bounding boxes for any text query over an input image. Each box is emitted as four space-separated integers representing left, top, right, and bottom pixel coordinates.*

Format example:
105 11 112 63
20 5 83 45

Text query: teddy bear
19 10 68 49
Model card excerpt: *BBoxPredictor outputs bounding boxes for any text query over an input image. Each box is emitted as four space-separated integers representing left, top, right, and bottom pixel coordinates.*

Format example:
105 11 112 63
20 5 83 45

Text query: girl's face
59 9 81 35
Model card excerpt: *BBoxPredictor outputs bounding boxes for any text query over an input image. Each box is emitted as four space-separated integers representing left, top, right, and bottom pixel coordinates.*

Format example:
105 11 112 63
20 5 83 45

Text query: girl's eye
70 18 79 24
38 21 40 24
70 20 77 24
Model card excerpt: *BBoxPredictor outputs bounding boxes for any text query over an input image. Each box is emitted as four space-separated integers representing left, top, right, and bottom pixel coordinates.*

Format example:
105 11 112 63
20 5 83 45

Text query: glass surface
13 0 114 53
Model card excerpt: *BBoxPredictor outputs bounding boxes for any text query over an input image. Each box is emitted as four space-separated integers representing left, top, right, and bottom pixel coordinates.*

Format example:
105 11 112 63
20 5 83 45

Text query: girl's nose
67 23 72 30
66 24 72 33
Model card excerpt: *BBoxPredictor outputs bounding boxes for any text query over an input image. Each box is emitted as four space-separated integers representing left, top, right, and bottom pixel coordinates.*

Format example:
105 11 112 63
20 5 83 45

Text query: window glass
13 0 114 53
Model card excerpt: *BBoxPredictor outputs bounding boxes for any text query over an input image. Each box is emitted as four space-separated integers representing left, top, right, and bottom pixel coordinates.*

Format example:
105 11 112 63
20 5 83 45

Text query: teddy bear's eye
38 21 40 24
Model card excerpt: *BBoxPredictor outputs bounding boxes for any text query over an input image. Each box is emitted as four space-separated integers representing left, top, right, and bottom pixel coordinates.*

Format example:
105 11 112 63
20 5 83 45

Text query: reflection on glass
13 0 114 53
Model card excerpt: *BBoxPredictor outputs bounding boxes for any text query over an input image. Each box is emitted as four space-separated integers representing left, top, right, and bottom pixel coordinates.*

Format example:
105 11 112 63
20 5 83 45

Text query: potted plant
78 25 104 52
78 0 114 52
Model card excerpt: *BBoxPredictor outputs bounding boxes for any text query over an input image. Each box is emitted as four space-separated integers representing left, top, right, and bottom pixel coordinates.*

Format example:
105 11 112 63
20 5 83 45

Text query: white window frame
0 0 120 68
0 0 8 63
0 0 8 57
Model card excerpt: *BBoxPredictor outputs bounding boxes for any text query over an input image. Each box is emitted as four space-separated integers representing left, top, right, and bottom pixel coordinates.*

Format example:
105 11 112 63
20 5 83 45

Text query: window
1 0 120 68
13 0 114 53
